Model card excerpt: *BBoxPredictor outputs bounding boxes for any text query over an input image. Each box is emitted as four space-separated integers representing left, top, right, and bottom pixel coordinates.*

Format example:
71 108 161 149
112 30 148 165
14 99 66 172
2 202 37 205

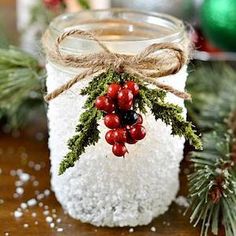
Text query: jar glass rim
49 8 185 43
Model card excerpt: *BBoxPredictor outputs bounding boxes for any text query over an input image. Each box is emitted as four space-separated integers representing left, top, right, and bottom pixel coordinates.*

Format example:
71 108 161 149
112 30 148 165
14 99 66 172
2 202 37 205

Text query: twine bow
43 29 191 102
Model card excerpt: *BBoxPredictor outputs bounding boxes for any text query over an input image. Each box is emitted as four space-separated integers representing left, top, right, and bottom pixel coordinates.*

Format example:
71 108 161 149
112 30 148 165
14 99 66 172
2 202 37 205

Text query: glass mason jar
44 9 189 227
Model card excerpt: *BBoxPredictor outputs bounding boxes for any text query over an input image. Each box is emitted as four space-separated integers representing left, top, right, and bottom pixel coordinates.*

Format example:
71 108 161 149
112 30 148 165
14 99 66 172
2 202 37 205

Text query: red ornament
112 143 128 157
129 124 146 140
113 128 128 143
104 114 120 129
107 83 121 100
124 81 139 96
43 0 61 8
193 28 220 53
95 96 115 113
105 130 115 145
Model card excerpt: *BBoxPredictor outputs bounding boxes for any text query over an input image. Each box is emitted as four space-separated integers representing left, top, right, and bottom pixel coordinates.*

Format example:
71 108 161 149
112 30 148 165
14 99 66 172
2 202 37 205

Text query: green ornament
200 0 236 51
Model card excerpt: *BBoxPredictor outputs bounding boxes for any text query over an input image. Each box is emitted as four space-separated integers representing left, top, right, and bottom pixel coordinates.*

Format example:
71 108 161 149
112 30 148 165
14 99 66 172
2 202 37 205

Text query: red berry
107 83 121 99
126 136 137 144
129 124 146 140
113 128 127 143
95 96 115 113
126 126 138 144
117 89 133 103
112 143 128 157
106 102 115 113
105 130 115 145
95 96 107 110
125 125 132 130
104 114 120 129
118 100 133 110
124 81 139 96
136 114 143 124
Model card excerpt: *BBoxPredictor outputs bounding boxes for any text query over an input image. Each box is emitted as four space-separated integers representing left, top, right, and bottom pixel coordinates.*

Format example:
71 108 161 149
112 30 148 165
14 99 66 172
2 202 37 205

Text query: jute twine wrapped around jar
42 28 191 102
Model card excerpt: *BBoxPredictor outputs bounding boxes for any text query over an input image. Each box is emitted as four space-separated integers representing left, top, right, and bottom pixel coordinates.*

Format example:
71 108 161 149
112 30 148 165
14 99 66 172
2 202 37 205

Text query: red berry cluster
95 81 146 157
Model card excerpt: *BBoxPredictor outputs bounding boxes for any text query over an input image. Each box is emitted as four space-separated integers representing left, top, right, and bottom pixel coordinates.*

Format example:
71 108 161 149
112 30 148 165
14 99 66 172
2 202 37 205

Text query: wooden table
0 128 203 236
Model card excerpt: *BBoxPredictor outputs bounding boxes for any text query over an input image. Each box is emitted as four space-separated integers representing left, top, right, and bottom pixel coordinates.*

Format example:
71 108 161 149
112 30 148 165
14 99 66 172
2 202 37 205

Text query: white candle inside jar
45 9 189 227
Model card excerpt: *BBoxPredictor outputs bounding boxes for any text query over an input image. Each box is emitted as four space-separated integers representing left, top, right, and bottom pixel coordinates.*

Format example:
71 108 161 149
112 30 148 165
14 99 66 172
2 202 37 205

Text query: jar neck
46 9 188 56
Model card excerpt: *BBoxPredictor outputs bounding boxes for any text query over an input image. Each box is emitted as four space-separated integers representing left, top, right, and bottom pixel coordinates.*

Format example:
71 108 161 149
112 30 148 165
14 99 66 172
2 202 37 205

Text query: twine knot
43 29 191 102
113 55 125 73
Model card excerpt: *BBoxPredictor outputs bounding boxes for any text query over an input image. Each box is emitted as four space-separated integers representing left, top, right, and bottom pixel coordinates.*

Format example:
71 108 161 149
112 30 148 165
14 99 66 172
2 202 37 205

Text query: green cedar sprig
138 85 202 149
59 107 102 175
59 70 122 174
59 70 202 174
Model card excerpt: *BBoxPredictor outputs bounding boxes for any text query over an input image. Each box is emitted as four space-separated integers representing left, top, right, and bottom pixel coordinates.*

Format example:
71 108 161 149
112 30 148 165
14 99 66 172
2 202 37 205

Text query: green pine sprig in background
0 46 45 129
186 62 236 236
77 0 90 9
28 0 91 28
189 131 236 236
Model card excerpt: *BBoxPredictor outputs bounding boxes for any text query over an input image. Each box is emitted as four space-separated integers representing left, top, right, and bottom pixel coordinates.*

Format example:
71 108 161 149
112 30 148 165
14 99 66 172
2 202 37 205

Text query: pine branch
189 131 236 236
187 63 236 236
186 62 236 128
0 47 45 129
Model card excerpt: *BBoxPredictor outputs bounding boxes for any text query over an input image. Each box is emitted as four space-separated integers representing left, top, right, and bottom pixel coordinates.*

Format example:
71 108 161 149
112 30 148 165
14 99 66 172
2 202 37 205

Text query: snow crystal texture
46 63 188 227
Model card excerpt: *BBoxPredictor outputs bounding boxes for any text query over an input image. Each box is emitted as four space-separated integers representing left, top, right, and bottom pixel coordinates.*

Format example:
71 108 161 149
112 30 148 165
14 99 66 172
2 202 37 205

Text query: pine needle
0 46 45 129
187 63 236 236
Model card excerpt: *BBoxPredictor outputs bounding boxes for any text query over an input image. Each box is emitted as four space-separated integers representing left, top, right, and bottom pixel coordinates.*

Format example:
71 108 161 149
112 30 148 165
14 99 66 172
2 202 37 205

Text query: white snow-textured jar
45 9 189 227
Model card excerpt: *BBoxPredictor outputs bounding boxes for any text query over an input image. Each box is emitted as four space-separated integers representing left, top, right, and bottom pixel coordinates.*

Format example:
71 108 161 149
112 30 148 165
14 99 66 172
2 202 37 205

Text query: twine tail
44 66 105 102
149 80 191 100
55 29 111 58
126 67 191 100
